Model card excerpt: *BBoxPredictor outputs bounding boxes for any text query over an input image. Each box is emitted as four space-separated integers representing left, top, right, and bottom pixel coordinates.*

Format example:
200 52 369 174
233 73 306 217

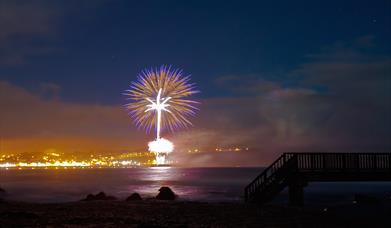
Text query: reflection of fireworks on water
124 65 199 165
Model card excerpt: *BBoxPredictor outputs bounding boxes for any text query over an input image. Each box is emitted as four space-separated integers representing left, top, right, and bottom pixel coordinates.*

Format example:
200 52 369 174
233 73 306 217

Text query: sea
1 167 391 205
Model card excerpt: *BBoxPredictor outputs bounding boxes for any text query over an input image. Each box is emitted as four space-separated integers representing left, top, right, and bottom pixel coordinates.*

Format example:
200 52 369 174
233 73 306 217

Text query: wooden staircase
245 152 391 205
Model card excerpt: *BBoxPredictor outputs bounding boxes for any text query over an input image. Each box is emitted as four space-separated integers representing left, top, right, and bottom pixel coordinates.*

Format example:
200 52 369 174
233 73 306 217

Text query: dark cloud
354 35 376 48
39 82 62 100
215 75 281 95
293 41 391 150
0 1 62 65
0 0 107 65
0 1 57 43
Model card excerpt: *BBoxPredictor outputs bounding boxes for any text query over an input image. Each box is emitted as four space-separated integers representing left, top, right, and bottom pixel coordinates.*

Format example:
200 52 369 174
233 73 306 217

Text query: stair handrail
245 153 296 201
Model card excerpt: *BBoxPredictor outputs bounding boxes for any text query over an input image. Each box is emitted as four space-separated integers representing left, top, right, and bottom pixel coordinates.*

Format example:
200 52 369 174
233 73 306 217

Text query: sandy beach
1 199 390 227
0 200 307 227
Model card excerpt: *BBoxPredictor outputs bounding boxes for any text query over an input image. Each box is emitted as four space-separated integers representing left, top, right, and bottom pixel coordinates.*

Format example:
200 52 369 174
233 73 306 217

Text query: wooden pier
245 152 391 206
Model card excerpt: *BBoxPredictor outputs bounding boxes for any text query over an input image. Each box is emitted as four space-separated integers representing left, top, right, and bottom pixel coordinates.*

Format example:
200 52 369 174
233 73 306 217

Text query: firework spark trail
124 65 199 136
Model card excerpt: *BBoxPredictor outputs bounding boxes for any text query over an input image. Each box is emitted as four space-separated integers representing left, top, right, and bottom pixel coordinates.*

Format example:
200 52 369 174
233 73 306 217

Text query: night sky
0 0 390 166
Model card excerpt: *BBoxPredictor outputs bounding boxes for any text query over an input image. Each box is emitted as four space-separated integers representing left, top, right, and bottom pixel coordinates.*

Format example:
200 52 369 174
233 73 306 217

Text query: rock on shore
156 187 176 200
82 192 117 201
126 193 142 201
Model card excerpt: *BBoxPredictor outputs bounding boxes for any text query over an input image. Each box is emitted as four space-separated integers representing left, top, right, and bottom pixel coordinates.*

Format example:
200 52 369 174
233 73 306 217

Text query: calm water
1 167 390 204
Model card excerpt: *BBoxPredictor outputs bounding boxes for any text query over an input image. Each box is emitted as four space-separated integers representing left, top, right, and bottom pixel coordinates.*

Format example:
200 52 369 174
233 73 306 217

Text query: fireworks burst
124 65 199 134
124 66 199 165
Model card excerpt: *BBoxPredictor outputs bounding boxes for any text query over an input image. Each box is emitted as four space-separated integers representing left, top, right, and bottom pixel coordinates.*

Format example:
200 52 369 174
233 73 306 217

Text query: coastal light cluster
0 151 157 168
0 160 151 169
0 160 143 169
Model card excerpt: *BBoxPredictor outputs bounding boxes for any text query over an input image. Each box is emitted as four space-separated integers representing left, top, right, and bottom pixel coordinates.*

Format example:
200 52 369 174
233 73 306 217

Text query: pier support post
288 177 307 206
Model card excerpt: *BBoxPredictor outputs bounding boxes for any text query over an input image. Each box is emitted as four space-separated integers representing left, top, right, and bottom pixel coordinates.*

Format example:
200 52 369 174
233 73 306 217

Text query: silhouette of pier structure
245 152 391 206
